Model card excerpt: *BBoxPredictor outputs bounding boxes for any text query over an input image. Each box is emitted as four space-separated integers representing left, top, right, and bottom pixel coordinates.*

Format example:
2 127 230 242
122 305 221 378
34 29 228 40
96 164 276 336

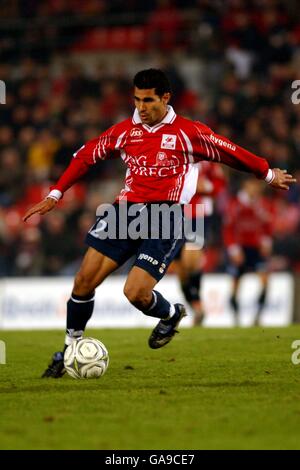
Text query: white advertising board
0 273 294 329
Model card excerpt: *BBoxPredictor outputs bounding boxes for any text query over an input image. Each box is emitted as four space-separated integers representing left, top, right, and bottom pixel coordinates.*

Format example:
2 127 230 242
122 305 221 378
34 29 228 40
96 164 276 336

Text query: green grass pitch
0 326 300 450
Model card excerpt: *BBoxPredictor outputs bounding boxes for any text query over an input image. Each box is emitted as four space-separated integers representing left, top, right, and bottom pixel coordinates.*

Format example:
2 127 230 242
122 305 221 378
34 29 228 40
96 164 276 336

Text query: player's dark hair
133 69 171 97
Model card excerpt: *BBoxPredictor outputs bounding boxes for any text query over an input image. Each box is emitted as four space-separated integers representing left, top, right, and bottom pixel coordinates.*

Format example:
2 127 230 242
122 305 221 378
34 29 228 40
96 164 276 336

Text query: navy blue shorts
226 246 267 278
85 202 185 281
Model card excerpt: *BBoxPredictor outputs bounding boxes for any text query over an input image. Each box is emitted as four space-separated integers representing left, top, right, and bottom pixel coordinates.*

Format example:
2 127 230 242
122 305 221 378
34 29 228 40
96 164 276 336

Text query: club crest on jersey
155 152 179 167
155 152 168 166
161 134 177 150
130 128 143 138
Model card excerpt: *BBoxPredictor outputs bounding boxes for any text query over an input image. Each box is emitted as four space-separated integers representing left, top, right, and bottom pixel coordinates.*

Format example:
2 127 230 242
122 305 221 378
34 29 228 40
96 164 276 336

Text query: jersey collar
132 105 176 132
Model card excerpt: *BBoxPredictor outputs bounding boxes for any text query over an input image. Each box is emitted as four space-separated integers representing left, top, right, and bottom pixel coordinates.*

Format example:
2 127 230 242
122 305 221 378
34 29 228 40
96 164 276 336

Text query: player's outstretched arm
269 168 296 190
23 197 57 222
194 125 297 190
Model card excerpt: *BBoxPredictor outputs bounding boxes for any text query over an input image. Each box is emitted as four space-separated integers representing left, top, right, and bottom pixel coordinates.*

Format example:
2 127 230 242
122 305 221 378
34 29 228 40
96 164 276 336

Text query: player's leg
43 201 142 377
42 247 119 378
124 265 186 349
176 245 204 326
65 247 119 348
124 266 171 319
230 275 240 326
227 250 245 326
124 200 187 349
253 271 268 326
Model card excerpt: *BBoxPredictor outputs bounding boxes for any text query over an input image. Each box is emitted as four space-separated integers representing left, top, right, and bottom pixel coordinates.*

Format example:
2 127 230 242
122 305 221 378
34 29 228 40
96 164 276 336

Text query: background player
173 161 227 325
223 178 274 326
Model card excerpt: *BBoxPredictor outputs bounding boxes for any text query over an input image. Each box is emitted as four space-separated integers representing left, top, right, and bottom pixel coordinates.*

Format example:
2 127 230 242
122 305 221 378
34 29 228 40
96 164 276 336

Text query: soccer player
173 162 227 326
23 69 295 377
223 178 274 326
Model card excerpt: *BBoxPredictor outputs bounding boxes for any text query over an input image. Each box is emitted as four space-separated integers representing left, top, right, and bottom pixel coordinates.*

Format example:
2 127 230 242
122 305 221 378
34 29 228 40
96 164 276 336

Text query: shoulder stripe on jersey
177 133 188 165
115 131 127 149
179 129 195 163
93 139 99 163
195 129 213 161
194 124 222 162
203 134 221 162
195 128 210 159
176 133 191 201
101 135 108 158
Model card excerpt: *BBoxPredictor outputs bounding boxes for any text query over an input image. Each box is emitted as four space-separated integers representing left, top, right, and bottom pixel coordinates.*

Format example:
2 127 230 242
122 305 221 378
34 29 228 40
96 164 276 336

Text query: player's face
134 87 170 126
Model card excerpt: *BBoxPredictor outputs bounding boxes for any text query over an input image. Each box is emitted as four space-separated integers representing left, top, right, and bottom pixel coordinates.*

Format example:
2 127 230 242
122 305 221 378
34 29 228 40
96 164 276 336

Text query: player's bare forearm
23 197 57 222
269 168 296 190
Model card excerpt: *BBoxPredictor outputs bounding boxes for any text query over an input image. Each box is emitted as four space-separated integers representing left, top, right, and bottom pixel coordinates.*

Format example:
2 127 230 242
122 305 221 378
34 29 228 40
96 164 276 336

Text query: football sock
143 290 174 320
254 286 267 325
258 286 267 309
230 294 238 315
64 292 95 348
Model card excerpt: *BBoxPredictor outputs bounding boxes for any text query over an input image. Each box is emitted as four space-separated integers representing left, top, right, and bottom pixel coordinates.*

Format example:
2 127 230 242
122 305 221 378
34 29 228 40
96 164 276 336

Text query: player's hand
270 168 296 190
23 197 57 222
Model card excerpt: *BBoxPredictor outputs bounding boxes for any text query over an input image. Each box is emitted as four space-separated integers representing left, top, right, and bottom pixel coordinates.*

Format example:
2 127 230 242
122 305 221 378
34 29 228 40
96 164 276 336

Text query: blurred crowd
0 0 300 277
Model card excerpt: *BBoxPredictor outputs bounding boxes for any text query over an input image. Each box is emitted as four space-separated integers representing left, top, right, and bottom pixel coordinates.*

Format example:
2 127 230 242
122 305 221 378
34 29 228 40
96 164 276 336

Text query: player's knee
123 284 151 309
73 272 95 296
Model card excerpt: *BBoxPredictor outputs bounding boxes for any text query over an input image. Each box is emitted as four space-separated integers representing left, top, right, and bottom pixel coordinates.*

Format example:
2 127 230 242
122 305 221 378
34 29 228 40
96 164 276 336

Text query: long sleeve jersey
50 106 270 204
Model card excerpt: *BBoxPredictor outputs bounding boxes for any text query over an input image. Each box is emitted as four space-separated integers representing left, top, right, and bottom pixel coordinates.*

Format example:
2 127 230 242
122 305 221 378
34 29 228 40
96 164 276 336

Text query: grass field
0 326 300 450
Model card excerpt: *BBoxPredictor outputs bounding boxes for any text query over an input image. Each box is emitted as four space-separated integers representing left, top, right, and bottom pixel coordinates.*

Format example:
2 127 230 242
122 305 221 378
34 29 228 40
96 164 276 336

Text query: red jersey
50 106 269 204
223 191 273 249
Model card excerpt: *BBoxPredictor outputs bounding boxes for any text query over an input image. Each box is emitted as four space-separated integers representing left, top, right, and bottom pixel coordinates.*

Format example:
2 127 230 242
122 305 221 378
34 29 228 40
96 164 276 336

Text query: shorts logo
130 128 143 138
138 253 159 265
161 134 177 150
159 263 166 274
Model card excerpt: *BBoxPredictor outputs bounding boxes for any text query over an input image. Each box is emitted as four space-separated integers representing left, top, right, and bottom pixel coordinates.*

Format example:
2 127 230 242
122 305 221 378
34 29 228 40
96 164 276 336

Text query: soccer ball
64 337 109 379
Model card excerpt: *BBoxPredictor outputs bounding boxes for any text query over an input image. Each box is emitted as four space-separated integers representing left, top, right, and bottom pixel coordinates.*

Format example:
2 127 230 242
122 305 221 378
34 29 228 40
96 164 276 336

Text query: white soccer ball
64 337 109 379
